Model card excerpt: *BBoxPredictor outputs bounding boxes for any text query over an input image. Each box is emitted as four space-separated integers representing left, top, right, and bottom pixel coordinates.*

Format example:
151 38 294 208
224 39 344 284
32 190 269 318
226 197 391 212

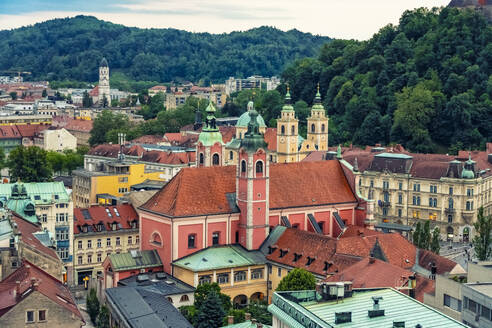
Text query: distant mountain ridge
0 16 330 83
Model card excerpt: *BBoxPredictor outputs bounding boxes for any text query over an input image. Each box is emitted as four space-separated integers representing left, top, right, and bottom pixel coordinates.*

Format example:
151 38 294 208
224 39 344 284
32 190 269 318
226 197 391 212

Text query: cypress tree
430 227 441 254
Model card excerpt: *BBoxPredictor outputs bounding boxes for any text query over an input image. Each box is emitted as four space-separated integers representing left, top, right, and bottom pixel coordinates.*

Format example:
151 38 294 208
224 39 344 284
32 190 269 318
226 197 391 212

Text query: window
26 311 34 323
449 186 453 195
321 124 325 132
217 273 229 284
370 180 374 188
97 239 101 248
116 237 121 246
180 295 190 302
212 153 220 166
199 153 204 165
234 271 247 282
241 160 246 173
199 275 211 285
467 298 478 313
481 306 491 321
311 123 315 132
448 215 453 223
118 177 128 183
398 209 402 217
151 233 162 246
118 187 128 193
78 240 82 249
78 256 82 265
87 240 92 249
235 231 239 243
467 188 474 196
97 253 102 262
281 125 285 134
277 267 282 277
87 254 92 263
466 201 473 211
256 161 263 174
291 125 295 135
58 248 69 260
398 182 403 190
413 183 420 192
251 269 263 280
167 297 173 303
136 235 139 244
107 238 111 247
398 193 403 204
38 310 46 321
41 214 47 223
229 151 234 160
382 207 388 216
449 198 454 209
212 232 220 246
268 264 272 275
128 236 132 245
188 234 196 248
383 181 389 190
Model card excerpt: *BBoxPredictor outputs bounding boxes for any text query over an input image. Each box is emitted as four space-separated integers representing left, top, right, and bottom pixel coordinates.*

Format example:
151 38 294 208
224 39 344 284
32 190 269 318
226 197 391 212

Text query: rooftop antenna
118 133 126 161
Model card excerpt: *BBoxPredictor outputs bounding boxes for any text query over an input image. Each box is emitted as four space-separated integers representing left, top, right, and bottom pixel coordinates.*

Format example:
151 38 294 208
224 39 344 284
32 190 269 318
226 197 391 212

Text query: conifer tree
195 290 225 328
473 207 492 261
86 288 100 324
420 220 431 250
430 227 440 254
413 222 421 247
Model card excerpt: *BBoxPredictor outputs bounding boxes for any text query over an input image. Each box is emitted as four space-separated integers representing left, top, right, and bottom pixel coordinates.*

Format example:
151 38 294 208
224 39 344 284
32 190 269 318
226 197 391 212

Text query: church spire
241 104 267 153
203 102 218 131
282 85 294 112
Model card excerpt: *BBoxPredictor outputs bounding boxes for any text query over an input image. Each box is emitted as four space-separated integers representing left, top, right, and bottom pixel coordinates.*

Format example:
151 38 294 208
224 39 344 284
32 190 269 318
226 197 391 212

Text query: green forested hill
283 7 492 153
0 16 329 83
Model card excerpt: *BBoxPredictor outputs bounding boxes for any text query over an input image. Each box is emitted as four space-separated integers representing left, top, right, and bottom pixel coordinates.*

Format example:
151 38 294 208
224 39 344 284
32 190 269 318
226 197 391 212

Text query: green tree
473 207 492 261
430 227 440 254
111 98 119 107
413 222 421 247
82 91 93 108
194 283 231 313
7 146 53 182
0 148 6 170
179 305 197 325
42 89 47 97
276 268 316 291
245 301 272 325
86 288 100 324
96 305 110 328
102 95 109 108
9 92 17 100
89 110 130 146
46 151 65 175
195 290 226 328
419 220 431 250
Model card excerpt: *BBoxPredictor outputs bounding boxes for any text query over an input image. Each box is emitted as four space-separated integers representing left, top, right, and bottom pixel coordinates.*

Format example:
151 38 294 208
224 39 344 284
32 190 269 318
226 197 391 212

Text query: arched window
229 151 234 160
180 295 189 302
241 160 246 173
199 153 204 165
167 297 173 303
151 232 162 246
291 125 295 135
321 124 325 132
281 125 285 134
256 161 263 174
188 234 196 248
311 124 315 133
212 153 220 166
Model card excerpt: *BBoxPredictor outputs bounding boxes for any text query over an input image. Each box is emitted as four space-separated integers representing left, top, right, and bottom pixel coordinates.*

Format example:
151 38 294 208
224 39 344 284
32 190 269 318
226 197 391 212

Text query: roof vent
136 274 149 283
393 321 405 328
368 296 385 318
165 280 175 285
155 272 166 280
335 312 351 324
202 258 208 262
130 250 140 258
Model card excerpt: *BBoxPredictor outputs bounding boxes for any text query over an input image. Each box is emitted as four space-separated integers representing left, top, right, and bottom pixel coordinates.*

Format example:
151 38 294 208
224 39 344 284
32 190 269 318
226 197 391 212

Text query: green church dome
236 111 266 128
461 169 475 179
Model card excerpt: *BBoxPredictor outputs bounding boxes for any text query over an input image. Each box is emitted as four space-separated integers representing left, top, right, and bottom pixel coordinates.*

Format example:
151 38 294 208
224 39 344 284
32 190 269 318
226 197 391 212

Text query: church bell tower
276 87 299 163
307 84 329 151
99 57 110 107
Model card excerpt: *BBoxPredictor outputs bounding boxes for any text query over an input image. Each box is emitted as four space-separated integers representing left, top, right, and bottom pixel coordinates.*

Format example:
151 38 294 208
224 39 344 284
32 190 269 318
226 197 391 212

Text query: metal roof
270 288 468 328
173 245 265 272
374 152 413 159
374 222 413 232
108 250 162 272
222 321 272 328
0 182 70 204
118 272 195 296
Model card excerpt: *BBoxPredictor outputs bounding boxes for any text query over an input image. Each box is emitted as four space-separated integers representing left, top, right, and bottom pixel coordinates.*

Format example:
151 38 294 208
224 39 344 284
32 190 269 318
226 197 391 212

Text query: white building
34 128 77 152
98 58 110 106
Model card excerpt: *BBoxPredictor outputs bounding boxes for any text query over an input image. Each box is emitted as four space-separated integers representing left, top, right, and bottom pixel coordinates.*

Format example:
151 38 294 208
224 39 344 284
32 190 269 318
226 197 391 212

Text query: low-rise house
73 204 140 285
269 284 468 328
34 127 77 152
172 245 267 308
0 260 84 328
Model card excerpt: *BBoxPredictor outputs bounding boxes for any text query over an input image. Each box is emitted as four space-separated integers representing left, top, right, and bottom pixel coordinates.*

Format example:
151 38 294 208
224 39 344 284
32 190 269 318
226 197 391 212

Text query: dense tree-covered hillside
283 7 492 153
0 16 329 83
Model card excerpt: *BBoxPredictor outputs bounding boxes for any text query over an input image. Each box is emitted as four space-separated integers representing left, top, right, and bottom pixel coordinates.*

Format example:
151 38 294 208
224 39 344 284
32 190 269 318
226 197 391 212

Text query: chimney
393 321 405 328
488 154 492 165
409 274 417 299
335 312 352 324
227 316 234 325
430 263 437 280
369 256 375 264
245 313 251 321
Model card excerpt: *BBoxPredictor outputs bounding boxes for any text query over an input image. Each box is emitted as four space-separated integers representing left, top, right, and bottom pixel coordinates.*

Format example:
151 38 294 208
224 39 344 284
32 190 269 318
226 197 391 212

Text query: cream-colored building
34 128 77 152
342 145 492 241
73 204 139 285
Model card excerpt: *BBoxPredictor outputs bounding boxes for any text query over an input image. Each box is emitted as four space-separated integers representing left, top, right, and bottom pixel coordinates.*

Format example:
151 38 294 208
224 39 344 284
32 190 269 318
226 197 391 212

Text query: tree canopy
0 16 329 84
282 7 492 152
7 146 53 182
473 207 492 261
276 268 316 291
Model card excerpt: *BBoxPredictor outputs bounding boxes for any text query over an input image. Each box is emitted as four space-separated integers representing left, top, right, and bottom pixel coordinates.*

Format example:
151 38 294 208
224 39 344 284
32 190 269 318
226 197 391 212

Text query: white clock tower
98 57 110 107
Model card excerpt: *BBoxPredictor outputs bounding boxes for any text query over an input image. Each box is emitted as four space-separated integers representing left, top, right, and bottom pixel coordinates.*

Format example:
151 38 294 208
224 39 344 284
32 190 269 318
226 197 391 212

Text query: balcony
445 208 455 214
382 201 391 207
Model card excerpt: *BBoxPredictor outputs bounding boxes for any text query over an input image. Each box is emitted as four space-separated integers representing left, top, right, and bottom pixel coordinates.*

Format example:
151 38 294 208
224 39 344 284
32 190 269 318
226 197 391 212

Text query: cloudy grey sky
0 0 450 40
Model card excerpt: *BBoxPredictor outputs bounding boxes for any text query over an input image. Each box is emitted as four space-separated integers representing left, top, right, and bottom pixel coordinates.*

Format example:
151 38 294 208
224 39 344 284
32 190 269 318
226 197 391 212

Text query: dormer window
293 253 302 262
306 256 315 266
268 246 277 255
112 222 117 231
323 261 332 271
279 249 288 258
82 225 88 233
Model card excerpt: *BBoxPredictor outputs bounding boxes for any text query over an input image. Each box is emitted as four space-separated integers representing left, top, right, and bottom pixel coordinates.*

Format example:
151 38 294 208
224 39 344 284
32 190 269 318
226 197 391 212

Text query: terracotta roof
418 249 460 275
140 160 357 217
0 261 83 320
0 125 20 139
266 229 361 276
163 133 198 147
219 126 236 143
340 226 384 238
74 204 138 235
149 85 168 91
131 134 164 144
12 214 59 261
264 128 277 151
325 257 434 302
336 234 417 270
141 150 195 165
65 118 93 133
16 124 49 138
88 144 120 157
89 85 99 97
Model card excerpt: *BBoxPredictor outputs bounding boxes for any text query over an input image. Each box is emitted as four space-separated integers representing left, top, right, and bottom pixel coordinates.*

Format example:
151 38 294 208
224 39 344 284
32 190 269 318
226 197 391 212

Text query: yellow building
73 204 140 285
306 85 329 151
172 245 267 308
276 89 299 163
72 160 165 208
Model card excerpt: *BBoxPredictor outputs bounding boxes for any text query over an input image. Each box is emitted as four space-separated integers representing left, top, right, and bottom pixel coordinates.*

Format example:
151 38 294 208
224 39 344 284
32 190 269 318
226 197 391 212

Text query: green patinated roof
173 245 265 272
0 218 13 242
226 138 241 149
240 109 268 152
461 168 475 179
374 152 413 159
198 101 224 146
270 288 468 328
222 321 272 328
297 135 304 149
282 89 294 112
0 182 70 205
312 85 325 112
108 250 162 272
236 111 267 128
7 197 37 223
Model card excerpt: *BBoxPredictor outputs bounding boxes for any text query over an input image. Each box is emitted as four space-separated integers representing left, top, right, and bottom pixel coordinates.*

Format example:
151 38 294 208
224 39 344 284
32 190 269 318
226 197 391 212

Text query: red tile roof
264 128 277 151
418 249 459 275
336 234 417 270
325 258 434 302
140 160 357 217
12 214 59 261
340 226 384 238
219 126 236 143
163 133 198 147
131 134 164 144
74 204 138 235
16 124 49 138
267 228 361 276
141 150 195 165
65 118 93 133
89 85 99 97
0 261 83 320
149 85 168 91
0 125 21 139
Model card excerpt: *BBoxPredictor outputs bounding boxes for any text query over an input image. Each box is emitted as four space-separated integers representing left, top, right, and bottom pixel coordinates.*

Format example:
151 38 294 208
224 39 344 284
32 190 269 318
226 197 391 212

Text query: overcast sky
0 0 450 40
